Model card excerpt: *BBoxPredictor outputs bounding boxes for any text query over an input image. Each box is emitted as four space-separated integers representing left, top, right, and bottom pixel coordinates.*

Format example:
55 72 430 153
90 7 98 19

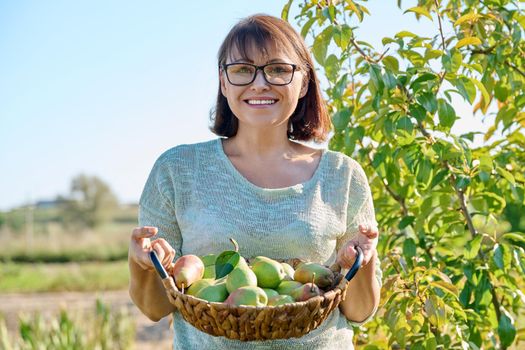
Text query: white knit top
139 138 381 350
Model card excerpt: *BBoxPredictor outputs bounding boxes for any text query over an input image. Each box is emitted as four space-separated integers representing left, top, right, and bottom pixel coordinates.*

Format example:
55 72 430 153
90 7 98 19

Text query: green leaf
403 237 417 258
281 0 293 21
502 233 525 245
416 158 433 185
455 37 482 48
455 77 477 104
382 56 399 72
399 216 415 230
496 166 516 186
417 92 438 113
404 6 433 21
430 280 459 297
454 13 481 26
332 108 352 131
300 17 316 38
409 104 427 122
369 64 384 93
215 250 240 278
470 78 490 105
395 30 418 38
312 26 333 65
455 174 471 190
437 99 456 128
498 311 516 348
333 24 353 50
464 234 482 259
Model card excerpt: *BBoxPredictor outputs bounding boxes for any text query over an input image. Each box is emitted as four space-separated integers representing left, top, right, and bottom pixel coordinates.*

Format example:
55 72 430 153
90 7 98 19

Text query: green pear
200 254 217 266
268 294 295 306
224 286 268 307
281 262 295 280
203 265 215 279
294 262 334 289
262 288 279 299
276 280 303 295
186 279 215 296
251 258 286 289
195 281 229 302
200 254 217 279
171 255 204 290
226 265 257 293
290 282 322 302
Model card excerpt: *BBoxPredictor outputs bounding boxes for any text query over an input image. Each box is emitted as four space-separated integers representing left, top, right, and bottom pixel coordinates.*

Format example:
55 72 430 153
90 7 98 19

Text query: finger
131 226 158 241
152 239 176 267
360 224 379 239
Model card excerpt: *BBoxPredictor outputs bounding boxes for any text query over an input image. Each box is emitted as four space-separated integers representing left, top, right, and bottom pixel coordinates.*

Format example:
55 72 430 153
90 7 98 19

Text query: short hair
209 14 331 143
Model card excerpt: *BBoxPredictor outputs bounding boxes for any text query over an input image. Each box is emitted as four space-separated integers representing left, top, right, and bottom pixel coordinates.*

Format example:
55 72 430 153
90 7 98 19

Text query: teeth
247 99 276 105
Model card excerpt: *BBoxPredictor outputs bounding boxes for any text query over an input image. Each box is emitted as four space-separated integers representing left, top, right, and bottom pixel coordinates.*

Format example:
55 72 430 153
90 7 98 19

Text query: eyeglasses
221 63 297 86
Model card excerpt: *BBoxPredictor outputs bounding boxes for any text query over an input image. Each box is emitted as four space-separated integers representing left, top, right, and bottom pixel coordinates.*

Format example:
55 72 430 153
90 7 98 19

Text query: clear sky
0 0 487 210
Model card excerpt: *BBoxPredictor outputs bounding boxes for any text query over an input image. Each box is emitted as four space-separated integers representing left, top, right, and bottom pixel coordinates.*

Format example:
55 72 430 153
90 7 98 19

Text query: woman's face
220 43 308 133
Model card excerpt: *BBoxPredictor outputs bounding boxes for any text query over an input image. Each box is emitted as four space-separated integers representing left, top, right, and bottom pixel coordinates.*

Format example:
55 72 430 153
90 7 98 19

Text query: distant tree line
0 174 119 232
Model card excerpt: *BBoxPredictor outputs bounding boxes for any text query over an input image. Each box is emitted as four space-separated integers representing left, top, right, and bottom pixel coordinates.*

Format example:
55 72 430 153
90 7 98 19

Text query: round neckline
215 138 327 194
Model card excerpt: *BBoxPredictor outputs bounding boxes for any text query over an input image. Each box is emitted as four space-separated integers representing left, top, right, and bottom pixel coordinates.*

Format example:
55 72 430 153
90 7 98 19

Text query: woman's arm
128 227 176 321
338 250 380 323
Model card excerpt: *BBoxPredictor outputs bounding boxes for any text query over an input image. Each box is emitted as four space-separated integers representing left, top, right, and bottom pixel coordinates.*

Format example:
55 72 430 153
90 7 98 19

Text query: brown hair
209 14 331 143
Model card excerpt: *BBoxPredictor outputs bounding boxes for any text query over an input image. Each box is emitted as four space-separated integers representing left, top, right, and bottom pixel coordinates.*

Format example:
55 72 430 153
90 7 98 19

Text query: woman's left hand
337 224 379 269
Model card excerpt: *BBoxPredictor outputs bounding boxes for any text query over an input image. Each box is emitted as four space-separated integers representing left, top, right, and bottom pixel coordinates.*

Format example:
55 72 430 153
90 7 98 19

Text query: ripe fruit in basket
281 262 295 280
290 282 322 302
225 286 268 307
186 278 215 297
200 254 217 279
196 279 229 302
294 262 334 289
268 294 295 306
276 280 303 295
251 258 286 289
172 255 205 291
262 288 279 299
226 264 257 293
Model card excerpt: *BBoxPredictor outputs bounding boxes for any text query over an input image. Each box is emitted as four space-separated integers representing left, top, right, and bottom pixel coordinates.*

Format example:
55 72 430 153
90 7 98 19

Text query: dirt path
0 290 172 350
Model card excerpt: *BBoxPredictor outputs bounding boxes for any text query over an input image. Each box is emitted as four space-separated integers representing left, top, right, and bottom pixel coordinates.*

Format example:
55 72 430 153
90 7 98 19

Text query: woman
129 14 381 349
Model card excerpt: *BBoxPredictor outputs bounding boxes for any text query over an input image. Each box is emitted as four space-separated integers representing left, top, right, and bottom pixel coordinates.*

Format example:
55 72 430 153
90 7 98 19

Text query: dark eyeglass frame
220 62 298 86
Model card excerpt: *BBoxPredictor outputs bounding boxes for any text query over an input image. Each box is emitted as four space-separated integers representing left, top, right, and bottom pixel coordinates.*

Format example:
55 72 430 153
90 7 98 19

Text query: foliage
284 0 525 348
0 300 135 350
59 174 119 229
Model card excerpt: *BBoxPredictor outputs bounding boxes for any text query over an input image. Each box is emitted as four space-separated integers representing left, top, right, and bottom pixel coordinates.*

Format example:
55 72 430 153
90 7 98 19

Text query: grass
0 261 130 293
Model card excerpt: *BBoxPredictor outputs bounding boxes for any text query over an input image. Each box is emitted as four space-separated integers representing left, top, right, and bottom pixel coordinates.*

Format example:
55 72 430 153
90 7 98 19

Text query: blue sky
0 0 485 210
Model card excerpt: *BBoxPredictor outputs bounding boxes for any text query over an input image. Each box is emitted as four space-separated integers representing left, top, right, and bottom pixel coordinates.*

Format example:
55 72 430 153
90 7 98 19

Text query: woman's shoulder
322 147 365 173
154 138 218 166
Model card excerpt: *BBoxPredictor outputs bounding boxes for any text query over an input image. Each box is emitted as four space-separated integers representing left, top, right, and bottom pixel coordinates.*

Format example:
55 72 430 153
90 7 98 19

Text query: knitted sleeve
138 155 183 258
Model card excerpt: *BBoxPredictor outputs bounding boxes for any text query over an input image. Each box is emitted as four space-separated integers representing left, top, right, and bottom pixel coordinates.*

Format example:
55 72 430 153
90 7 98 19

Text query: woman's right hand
129 226 176 272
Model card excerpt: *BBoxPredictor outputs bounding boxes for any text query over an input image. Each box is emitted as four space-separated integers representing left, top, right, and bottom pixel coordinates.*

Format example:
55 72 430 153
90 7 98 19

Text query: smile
245 99 277 105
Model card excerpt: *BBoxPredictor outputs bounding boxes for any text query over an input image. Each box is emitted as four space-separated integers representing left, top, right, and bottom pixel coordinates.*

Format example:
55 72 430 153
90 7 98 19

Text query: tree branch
506 61 525 78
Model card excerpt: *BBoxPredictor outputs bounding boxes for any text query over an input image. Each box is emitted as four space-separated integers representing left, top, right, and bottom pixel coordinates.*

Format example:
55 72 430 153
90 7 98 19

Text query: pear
281 262 295 280
262 288 279 299
195 280 229 302
200 254 217 279
249 256 273 267
251 258 286 289
294 262 334 289
226 264 257 293
186 278 214 296
224 286 268 307
276 280 303 295
290 282 322 302
268 294 295 306
171 255 204 290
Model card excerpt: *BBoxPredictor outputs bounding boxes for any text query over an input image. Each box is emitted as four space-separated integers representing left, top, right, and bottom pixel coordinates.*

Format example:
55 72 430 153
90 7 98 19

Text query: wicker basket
150 248 362 341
